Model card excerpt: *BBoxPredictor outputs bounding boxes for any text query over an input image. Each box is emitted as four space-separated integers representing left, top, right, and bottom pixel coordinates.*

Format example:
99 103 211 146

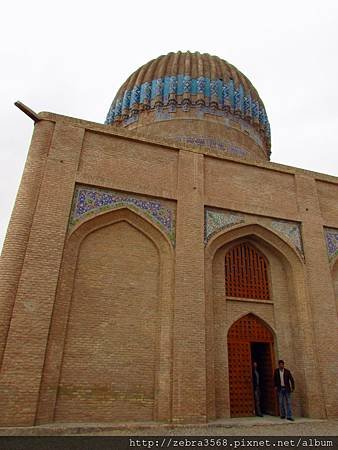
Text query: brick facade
0 111 338 426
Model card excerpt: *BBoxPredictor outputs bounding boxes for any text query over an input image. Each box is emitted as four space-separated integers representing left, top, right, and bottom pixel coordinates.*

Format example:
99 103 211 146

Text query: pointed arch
68 205 175 252
36 207 174 424
206 222 304 266
205 221 320 420
226 312 277 341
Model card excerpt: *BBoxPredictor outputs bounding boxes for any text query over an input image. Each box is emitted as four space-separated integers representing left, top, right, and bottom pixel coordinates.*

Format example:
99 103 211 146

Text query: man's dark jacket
273 368 295 393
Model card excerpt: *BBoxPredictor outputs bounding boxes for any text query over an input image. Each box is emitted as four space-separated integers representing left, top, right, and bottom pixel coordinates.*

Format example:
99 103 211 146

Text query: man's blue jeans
279 387 292 418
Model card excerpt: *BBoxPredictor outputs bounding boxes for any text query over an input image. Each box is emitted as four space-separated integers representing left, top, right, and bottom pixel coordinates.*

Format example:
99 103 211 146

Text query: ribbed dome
105 51 271 158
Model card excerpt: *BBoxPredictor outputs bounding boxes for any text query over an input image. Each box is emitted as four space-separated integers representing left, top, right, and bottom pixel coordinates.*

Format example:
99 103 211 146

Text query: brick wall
0 113 338 425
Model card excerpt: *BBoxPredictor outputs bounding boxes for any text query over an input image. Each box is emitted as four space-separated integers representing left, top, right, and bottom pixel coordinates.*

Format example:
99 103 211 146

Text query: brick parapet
37 112 338 187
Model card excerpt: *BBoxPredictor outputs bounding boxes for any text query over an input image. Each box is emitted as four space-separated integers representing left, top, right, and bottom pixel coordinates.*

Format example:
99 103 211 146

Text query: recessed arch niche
204 223 317 420
36 207 174 424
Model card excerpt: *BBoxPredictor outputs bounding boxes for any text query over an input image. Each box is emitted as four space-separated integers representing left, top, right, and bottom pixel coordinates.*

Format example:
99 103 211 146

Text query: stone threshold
0 417 326 436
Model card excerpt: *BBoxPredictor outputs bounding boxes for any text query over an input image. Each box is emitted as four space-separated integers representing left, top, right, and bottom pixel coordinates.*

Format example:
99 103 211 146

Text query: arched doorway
228 314 277 417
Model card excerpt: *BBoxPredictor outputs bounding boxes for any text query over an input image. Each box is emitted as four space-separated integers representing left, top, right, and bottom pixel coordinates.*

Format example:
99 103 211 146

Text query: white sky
1 0 338 251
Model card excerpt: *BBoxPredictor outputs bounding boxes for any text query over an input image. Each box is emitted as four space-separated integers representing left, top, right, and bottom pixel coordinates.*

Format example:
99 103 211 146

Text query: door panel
228 314 276 417
228 342 254 417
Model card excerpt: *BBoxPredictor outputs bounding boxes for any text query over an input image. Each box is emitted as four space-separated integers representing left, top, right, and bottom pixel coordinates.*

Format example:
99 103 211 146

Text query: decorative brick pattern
324 227 338 261
205 209 245 243
69 185 176 245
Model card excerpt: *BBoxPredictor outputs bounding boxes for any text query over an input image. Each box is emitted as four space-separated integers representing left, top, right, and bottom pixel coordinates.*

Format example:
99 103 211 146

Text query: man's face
253 362 257 369
279 362 284 370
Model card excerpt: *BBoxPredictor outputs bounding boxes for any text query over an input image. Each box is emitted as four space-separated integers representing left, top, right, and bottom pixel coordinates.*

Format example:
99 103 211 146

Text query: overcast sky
1 0 338 251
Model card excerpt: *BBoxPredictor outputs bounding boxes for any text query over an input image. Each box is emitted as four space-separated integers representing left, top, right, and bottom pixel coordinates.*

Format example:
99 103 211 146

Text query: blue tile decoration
69 185 176 245
183 75 191 93
173 135 248 157
154 78 163 97
130 86 141 109
324 227 338 261
210 80 218 97
105 74 271 149
228 145 248 157
168 76 177 94
271 220 303 256
197 76 205 94
204 209 304 256
205 209 245 243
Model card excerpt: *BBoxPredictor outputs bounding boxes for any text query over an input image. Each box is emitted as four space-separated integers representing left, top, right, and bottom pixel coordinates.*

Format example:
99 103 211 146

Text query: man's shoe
287 417 295 421
257 414 263 417
280 416 286 419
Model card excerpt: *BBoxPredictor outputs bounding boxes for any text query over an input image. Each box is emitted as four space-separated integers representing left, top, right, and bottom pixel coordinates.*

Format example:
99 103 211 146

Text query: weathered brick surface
0 113 337 426
294 175 338 418
204 157 298 218
0 120 54 364
172 150 206 423
55 222 159 422
35 208 174 424
0 121 84 426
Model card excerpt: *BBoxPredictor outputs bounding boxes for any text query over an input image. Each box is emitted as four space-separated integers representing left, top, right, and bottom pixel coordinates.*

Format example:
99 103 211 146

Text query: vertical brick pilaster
295 174 338 418
0 121 84 426
0 120 54 365
172 150 206 423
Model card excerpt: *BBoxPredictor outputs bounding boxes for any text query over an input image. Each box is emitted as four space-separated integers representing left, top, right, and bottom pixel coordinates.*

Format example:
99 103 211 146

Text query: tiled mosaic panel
324 227 338 261
69 185 176 245
270 220 303 256
105 74 270 145
205 209 304 256
204 209 245 243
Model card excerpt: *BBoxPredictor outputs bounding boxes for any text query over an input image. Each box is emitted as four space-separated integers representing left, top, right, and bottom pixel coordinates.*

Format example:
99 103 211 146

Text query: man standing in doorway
274 360 295 421
252 361 263 417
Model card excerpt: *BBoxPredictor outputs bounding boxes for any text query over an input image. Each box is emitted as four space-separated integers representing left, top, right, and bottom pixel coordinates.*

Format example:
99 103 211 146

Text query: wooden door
228 314 275 417
251 342 278 415
228 342 254 416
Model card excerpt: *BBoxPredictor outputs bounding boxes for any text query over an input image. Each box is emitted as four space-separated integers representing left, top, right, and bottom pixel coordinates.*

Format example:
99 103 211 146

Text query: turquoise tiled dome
105 51 270 153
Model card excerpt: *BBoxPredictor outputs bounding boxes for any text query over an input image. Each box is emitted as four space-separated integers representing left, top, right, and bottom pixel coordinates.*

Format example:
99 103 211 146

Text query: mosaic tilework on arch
204 209 304 256
205 208 245 244
270 220 304 257
324 227 338 262
69 185 176 245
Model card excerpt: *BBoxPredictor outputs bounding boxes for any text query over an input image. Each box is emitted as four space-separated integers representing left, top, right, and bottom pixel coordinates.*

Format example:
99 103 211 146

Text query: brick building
0 51 338 426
